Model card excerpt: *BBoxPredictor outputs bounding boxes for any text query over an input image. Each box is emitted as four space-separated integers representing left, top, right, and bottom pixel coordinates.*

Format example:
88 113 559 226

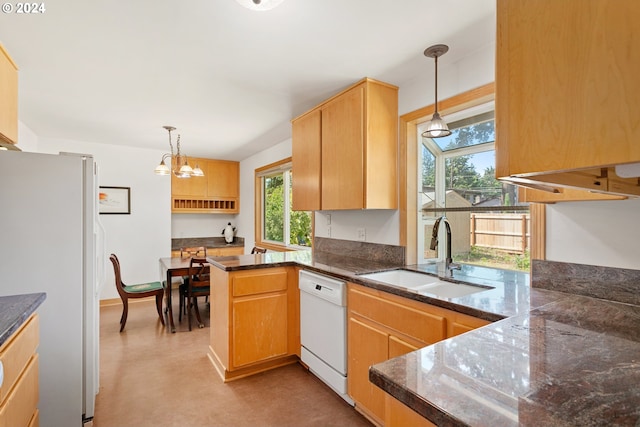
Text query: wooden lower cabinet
208 266 300 381
347 283 489 426
0 314 40 427
385 394 436 427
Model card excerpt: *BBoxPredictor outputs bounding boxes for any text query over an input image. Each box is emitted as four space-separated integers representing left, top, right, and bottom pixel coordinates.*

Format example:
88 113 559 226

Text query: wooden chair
109 254 165 332
179 257 210 330
180 246 206 258
251 246 267 254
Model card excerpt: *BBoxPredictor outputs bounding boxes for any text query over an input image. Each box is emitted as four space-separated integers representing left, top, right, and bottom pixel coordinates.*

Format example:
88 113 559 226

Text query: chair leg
155 294 165 326
187 296 193 331
193 296 204 328
120 299 129 332
178 289 184 322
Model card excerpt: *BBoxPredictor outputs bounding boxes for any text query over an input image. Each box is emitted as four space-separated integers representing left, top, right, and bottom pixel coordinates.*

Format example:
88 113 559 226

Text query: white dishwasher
299 269 353 405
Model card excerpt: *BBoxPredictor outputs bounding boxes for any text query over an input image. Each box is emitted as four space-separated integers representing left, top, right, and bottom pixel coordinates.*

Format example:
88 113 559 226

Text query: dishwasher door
299 269 351 404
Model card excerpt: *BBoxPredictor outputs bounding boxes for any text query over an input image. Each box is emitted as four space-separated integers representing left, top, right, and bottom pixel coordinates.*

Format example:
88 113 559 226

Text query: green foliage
264 172 312 247
264 175 284 242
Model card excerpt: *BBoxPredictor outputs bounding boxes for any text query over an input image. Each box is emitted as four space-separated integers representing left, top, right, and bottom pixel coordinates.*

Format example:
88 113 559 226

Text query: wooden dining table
159 257 209 333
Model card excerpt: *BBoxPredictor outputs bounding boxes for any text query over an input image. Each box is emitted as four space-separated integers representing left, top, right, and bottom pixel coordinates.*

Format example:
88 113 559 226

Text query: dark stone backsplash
171 236 244 250
532 259 640 306
313 237 405 265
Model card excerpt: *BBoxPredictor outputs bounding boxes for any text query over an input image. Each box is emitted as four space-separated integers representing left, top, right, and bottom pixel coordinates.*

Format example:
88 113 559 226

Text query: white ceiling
0 0 495 161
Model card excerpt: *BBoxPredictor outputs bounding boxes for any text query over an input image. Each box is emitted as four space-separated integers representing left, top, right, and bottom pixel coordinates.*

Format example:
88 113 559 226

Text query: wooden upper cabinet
171 158 239 213
322 85 365 210
291 78 398 211
207 159 239 199
292 109 321 211
495 0 640 198
0 44 18 146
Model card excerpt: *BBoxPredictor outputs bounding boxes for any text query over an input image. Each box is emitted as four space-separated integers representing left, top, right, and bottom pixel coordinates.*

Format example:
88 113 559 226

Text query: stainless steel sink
358 269 492 298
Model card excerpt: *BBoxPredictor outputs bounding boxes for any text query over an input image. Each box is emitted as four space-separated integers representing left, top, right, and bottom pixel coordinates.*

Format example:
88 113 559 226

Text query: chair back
251 246 267 254
188 257 210 294
180 246 206 258
109 253 128 300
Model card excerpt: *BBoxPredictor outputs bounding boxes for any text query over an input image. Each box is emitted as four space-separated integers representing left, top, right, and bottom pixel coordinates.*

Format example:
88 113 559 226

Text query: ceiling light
234 0 284 11
155 126 204 179
422 44 451 139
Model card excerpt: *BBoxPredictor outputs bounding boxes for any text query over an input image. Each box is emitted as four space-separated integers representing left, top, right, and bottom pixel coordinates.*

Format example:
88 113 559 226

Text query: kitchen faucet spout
430 216 461 278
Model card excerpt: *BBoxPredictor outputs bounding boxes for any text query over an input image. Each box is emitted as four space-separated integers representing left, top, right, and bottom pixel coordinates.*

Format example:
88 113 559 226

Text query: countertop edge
0 292 46 347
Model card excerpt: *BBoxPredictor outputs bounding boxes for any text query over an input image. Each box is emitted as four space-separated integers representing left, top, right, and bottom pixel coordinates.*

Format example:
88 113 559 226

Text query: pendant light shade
422 44 451 139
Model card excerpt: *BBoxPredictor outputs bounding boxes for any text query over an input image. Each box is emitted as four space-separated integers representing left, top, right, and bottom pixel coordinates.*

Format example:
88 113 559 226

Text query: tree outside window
261 165 311 248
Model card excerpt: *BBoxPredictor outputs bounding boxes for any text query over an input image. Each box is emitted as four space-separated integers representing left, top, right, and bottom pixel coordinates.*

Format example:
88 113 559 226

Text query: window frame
254 157 313 252
399 83 545 264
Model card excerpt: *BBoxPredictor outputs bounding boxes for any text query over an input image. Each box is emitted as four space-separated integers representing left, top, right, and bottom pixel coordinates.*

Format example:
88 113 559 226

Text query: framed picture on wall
99 186 131 214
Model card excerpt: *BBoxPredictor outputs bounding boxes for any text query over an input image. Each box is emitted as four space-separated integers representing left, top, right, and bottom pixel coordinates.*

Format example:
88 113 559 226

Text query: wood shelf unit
171 158 240 213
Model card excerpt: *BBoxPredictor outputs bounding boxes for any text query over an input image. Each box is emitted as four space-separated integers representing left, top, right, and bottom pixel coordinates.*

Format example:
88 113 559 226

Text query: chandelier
154 126 204 178
422 44 452 138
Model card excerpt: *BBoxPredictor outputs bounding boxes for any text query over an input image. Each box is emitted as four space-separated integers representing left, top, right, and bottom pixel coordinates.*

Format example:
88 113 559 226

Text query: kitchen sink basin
358 269 492 298
358 269 442 289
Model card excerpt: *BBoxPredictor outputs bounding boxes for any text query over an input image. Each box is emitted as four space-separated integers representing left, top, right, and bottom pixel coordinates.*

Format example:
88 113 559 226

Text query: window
255 158 312 250
417 102 530 271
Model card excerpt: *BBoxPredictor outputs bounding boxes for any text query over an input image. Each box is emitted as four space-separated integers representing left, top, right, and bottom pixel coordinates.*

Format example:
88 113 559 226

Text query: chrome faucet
430 216 461 278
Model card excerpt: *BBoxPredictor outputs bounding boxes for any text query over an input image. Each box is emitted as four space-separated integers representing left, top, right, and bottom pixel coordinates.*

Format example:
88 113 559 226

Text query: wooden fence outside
470 213 530 254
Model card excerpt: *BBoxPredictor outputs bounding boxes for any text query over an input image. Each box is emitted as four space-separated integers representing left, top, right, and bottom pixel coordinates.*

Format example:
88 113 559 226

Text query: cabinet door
496 0 640 178
0 45 18 145
348 316 387 424
207 160 239 199
171 157 207 197
232 293 288 368
388 335 421 359
292 110 321 211
321 85 364 210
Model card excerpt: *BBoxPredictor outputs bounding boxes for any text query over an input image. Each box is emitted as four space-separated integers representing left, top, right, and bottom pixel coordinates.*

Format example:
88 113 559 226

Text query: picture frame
99 186 131 214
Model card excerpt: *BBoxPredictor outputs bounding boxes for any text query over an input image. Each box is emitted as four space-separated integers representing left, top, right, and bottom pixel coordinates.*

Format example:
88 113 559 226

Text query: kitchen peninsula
206 243 640 426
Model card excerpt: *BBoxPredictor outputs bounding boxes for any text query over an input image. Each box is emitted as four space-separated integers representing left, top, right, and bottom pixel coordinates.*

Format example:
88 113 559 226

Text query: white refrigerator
0 150 103 427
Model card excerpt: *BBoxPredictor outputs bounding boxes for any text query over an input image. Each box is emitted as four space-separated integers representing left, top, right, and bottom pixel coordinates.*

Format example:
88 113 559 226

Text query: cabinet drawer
349 288 445 345
232 269 288 297
0 353 38 427
0 315 38 406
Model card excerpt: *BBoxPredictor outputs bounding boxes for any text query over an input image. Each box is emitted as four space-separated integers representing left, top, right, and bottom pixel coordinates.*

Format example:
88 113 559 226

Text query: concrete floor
94 295 371 427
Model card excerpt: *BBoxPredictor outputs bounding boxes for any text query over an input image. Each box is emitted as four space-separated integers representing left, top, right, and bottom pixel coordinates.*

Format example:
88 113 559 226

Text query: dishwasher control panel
299 270 346 306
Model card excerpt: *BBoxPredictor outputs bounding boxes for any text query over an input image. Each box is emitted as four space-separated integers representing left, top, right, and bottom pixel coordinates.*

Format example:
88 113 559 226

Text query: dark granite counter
207 251 545 322
370 294 640 426
171 236 244 251
209 249 640 426
0 293 46 347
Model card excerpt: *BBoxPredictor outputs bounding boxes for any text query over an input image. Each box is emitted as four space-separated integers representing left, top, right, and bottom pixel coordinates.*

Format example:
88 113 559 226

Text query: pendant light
422 44 451 138
154 126 204 178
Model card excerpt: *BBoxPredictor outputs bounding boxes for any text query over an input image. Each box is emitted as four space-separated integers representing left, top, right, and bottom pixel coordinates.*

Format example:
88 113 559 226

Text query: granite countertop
209 250 640 426
0 293 46 347
207 250 548 322
370 294 640 426
171 236 244 250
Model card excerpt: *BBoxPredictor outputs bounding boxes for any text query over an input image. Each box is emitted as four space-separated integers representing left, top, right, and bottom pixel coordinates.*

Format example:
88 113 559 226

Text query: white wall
19 132 172 300
237 139 292 250
171 213 237 239
546 199 640 270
